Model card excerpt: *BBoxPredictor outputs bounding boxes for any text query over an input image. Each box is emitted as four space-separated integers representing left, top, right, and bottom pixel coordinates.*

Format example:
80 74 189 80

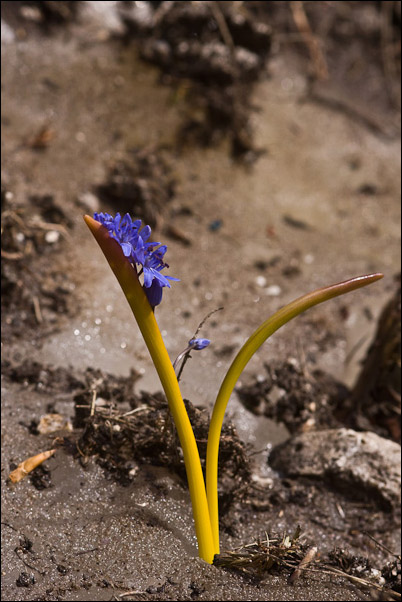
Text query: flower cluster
94 212 179 307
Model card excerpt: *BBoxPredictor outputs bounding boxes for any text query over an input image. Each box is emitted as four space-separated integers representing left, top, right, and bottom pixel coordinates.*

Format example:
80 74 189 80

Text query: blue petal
143 268 154 288
134 241 146 266
165 275 180 282
141 225 151 242
121 242 132 257
152 270 171 288
114 213 122 231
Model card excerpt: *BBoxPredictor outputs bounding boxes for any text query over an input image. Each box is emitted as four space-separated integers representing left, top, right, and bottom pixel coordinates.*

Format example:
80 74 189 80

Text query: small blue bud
188 338 210 350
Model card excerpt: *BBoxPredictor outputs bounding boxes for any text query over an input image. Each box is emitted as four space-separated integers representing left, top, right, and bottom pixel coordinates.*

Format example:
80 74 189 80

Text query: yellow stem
206 273 383 553
84 215 215 564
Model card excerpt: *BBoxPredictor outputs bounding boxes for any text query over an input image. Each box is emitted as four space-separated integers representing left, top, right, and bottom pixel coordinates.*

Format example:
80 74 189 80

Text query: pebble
38 414 72 434
270 428 401 511
265 284 282 296
45 230 60 244
77 192 100 213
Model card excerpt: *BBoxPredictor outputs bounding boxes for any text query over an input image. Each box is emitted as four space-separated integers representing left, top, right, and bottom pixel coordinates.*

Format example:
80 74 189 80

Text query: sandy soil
1 2 401 601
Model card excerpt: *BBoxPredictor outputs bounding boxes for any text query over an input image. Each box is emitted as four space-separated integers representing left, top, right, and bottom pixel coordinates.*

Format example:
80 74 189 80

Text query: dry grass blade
290 1 328 80
8 449 56 483
214 529 401 599
208 1 236 57
289 546 318 583
214 530 307 575
316 566 401 600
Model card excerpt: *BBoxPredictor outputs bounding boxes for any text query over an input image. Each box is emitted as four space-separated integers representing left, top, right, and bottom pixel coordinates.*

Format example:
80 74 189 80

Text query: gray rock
269 428 401 511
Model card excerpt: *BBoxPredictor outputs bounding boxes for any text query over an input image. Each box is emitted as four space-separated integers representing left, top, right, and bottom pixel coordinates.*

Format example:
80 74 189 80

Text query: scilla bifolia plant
84 212 383 564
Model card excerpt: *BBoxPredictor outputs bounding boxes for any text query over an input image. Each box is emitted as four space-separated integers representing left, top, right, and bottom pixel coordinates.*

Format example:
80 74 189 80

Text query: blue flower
94 212 139 258
142 245 180 306
188 338 211 350
94 212 157 263
93 212 178 307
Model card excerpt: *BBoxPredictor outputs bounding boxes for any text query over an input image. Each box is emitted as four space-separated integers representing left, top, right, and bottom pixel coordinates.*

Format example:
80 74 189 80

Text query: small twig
276 32 321 43
209 1 236 57
75 440 86 457
335 502 346 519
0 521 19 532
193 306 223 339
8 449 56 483
1 249 24 260
362 531 401 559
344 334 368 365
88 376 105 417
1 210 27 231
26 124 56 149
28 219 72 241
120 405 149 417
175 347 193 382
90 389 97 417
151 0 175 27
290 1 328 80
32 296 43 324
14 547 46 576
388 386 401 406
74 547 99 556
289 546 318 583
318 565 401 597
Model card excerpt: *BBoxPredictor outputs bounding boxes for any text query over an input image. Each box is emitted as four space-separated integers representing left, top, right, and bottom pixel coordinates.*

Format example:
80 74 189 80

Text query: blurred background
1 3 401 601
2 0 400 406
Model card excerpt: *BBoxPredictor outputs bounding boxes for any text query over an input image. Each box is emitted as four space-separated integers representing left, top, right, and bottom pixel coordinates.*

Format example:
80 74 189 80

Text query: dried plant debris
237 358 349 434
77 391 252 502
3 356 250 507
214 526 308 576
96 146 176 229
25 124 56 150
2 360 142 424
8 449 56 484
1 189 75 339
256 1 400 119
3 357 250 502
382 558 401 599
327 546 401 601
72 366 142 429
215 529 401 599
120 1 271 160
3 360 400 599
